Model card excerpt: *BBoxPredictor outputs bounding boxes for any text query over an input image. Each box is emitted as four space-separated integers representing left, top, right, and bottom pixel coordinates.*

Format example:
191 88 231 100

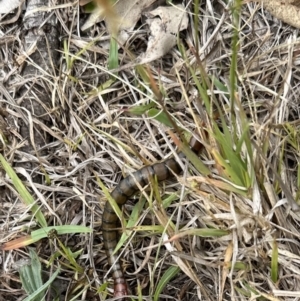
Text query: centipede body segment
102 138 201 299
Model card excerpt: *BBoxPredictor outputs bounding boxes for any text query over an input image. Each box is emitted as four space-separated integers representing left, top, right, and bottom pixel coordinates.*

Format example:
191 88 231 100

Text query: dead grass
0 1 299 301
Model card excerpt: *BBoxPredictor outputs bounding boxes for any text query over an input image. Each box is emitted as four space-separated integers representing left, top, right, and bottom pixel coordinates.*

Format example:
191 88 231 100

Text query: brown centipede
102 136 202 299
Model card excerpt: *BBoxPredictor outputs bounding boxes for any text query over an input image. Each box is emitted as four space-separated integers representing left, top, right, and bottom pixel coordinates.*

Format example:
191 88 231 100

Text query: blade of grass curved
0 154 47 228
154 266 180 301
148 108 174 128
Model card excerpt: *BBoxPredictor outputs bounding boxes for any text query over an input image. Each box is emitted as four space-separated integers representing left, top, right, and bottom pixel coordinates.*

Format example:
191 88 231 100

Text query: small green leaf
192 228 229 237
97 281 109 299
227 261 248 271
127 102 156 115
162 193 180 208
95 78 115 93
108 35 118 71
211 76 229 95
148 108 174 127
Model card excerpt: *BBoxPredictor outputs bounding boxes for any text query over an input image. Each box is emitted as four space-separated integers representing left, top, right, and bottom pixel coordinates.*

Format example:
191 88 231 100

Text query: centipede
102 136 202 299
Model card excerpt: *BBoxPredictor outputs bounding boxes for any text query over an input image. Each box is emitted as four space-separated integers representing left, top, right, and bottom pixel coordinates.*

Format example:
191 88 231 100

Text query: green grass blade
115 198 146 254
271 240 278 283
154 266 180 301
108 34 118 71
96 175 123 220
32 225 92 241
179 140 211 176
19 248 55 301
127 102 156 115
212 124 249 187
20 263 40 298
22 268 60 301
1 226 91 250
179 228 229 238
0 154 47 228
229 0 242 110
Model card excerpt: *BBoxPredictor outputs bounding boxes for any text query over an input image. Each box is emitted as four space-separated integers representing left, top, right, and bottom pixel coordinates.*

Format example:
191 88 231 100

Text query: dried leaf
262 0 300 28
0 0 23 14
108 0 156 32
81 0 120 32
139 5 188 64
82 0 155 33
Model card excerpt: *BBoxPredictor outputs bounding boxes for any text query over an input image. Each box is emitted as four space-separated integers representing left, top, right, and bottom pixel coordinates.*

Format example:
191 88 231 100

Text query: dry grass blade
0 0 299 300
